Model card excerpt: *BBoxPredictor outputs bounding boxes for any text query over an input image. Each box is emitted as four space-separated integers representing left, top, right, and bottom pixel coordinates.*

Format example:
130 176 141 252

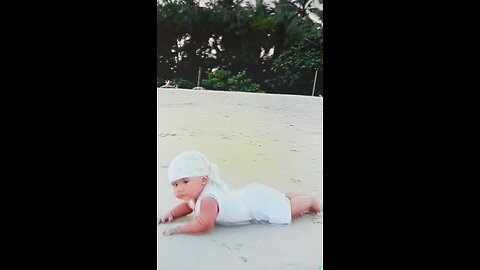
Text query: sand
157 88 323 270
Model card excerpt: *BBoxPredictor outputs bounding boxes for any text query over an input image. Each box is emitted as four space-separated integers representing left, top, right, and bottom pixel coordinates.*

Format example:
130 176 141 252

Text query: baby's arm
157 202 193 224
162 197 218 235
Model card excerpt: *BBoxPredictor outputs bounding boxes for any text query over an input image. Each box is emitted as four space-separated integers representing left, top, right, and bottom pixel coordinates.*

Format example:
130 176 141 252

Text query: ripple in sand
158 133 177 137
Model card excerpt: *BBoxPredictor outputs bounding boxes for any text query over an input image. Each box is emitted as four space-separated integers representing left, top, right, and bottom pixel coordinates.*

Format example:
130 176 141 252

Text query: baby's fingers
162 228 172 236
158 215 168 224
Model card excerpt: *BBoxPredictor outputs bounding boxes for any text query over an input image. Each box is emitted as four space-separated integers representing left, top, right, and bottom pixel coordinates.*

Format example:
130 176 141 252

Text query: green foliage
268 34 323 95
202 69 232 90
227 71 261 92
202 69 261 92
157 0 323 95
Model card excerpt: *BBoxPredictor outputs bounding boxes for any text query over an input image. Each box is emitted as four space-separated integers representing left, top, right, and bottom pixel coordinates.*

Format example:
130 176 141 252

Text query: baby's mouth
177 194 188 200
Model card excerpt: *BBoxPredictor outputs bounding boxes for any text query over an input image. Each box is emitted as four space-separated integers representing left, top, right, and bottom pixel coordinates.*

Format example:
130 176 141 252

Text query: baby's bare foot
309 195 323 215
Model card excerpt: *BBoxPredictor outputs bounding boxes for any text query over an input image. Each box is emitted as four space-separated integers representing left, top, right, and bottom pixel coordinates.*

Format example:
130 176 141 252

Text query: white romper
193 182 292 225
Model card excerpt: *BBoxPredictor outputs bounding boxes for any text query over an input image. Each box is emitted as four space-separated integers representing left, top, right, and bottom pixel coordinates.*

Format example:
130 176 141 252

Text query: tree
268 33 323 95
157 0 323 95
157 0 217 83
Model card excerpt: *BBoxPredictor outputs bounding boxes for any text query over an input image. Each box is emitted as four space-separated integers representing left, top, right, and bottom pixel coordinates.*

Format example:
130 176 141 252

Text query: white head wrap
168 151 228 190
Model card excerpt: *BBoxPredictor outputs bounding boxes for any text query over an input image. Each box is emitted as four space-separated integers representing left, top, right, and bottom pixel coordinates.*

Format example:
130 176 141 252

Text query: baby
157 151 322 235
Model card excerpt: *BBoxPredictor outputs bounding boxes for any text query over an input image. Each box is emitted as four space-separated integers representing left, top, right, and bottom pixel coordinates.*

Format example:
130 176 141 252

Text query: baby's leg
290 194 322 218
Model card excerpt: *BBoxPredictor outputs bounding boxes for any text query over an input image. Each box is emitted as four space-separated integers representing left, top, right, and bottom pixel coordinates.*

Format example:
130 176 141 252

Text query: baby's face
171 176 207 202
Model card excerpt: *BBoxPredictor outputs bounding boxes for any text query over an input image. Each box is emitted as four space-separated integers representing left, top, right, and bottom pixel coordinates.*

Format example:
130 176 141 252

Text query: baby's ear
201 176 209 185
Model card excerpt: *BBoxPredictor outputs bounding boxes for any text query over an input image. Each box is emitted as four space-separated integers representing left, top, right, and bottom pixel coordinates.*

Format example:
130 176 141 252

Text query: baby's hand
157 212 174 224
162 226 181 236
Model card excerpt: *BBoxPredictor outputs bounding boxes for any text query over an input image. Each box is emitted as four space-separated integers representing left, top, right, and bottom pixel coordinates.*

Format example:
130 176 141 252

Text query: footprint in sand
221 243 244 251
240 256 248 263
290 178 303 183
221 243 231 250
311 215 323 224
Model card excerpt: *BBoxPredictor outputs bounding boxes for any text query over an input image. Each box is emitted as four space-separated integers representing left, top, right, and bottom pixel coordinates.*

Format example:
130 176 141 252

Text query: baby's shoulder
199 193 219 203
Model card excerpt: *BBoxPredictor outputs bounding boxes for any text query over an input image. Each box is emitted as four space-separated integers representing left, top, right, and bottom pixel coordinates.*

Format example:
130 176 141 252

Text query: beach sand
157 88 323 269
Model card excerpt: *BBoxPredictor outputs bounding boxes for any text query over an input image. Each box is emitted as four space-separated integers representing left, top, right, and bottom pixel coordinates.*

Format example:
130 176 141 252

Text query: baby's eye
172 183 178 187
183 181 189 184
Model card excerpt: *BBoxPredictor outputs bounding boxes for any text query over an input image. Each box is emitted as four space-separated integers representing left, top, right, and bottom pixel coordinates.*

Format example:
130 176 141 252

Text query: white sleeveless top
193 182 292 225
